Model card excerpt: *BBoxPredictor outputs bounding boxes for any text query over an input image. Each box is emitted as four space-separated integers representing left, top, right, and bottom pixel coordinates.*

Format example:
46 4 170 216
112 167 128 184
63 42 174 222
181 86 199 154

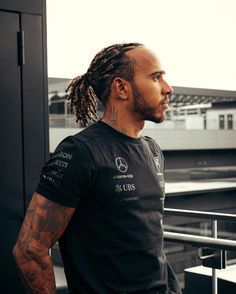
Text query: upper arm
16 192 75 256
36 136 96 207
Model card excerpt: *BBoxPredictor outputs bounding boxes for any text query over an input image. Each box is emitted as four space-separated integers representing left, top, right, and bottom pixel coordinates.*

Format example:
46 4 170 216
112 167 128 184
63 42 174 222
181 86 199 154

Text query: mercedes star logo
115 157 128 173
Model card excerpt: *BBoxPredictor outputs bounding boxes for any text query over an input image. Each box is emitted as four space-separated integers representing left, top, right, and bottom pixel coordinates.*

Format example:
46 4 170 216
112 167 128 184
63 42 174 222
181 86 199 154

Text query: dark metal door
0 10 25 293
21 13 49 209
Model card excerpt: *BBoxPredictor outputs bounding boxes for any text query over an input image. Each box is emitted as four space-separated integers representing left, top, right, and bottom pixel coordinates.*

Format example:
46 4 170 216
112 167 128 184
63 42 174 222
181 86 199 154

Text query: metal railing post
212 220 218 294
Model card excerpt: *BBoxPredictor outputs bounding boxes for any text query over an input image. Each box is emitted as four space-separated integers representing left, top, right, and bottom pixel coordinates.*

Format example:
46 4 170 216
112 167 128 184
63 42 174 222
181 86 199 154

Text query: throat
101 118 142 138
102 104 144 138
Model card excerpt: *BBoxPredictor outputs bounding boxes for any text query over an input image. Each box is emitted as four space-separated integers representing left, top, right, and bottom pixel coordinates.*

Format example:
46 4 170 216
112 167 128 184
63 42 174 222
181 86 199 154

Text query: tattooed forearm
13 193 75 294
16 255 56 294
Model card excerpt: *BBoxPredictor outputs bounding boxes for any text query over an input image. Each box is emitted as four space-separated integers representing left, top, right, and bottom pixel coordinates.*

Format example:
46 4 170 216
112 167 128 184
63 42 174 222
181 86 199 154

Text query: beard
130 81 165 123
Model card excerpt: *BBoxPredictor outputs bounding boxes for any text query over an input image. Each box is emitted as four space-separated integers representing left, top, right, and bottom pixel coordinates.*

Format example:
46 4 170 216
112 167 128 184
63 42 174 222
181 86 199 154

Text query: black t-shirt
36 121 181 294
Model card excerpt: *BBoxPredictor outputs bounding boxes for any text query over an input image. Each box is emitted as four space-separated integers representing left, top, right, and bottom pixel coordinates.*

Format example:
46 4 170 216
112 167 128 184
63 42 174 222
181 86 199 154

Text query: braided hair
66 42 142 126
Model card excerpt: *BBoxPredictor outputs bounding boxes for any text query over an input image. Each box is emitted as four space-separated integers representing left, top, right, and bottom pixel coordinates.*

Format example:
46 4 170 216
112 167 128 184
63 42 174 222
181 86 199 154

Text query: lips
160 100 169 109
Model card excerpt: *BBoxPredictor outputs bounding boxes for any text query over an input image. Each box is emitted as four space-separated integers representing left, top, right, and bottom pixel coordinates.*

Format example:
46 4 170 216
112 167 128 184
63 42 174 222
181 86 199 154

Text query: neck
102 104 144 138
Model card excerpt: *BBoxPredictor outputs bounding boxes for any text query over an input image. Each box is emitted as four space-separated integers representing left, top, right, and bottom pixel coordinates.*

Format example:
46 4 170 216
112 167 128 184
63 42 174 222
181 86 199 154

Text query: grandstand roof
170 86 236 107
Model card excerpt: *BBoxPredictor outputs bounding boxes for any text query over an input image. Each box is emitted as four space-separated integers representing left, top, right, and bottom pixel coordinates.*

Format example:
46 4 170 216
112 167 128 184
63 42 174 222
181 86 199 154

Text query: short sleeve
36 136 96 207
143 136 165 171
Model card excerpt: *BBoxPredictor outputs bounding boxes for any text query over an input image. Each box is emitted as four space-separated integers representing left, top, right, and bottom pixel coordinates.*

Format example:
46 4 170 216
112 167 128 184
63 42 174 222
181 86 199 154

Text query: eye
152 71 165 81
153 73 161 81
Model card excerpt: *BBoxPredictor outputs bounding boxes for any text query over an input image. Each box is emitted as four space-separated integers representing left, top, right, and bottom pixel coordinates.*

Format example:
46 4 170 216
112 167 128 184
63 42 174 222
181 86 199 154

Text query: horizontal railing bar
164 231 236 251
164 224 236 239
164 208 236 222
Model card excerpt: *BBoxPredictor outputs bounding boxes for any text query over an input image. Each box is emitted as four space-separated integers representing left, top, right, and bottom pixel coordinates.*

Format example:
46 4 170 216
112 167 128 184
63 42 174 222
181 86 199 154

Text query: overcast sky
46 0 236 91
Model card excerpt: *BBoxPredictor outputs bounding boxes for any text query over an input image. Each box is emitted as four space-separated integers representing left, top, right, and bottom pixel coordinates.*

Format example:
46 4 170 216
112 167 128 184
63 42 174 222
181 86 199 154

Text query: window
203 114 207 129
227 114 233 129
219 115 225 129
186 109 198 115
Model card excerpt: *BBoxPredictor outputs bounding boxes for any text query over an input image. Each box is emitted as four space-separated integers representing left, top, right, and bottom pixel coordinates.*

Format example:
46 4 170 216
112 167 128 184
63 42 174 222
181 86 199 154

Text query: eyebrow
150 70 166 77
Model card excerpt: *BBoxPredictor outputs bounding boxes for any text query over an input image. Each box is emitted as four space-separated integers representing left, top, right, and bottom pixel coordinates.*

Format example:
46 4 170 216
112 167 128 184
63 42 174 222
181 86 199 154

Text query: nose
162 80 173 96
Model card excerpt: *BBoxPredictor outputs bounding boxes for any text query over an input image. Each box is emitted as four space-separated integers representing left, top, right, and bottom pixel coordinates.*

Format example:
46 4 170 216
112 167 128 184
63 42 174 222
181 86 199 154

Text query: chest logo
115 157 128 173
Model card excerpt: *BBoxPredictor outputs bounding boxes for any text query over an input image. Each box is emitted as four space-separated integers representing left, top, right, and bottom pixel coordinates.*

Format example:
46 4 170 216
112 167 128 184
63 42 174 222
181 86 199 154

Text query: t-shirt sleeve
144 136 165 172
36 136 96 207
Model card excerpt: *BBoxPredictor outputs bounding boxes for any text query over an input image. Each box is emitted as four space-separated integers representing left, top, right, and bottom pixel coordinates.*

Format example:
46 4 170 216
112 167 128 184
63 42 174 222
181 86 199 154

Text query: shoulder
50 131 97 171
143 135 161 150
142 135 164 159
53 135 88 159
53 122 103 156
73 121 106 143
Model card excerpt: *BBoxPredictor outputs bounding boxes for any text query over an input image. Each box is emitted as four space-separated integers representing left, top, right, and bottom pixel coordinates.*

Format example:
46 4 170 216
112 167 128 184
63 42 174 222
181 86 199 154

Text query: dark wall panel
0 0 42 14
164 149 236 170
0 11 24 219
0 2 48 292
0 10 25 293
22 13 48 208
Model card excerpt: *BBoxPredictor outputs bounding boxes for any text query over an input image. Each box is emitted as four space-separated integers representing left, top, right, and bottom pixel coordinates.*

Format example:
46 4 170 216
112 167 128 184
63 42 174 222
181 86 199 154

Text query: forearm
13 245 56 294
13 193 75 293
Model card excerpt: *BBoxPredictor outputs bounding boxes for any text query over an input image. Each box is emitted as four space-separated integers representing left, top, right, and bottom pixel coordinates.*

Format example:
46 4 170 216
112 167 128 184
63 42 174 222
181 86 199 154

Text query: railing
164 231 236 251
164 208 236 222
164 208 236 294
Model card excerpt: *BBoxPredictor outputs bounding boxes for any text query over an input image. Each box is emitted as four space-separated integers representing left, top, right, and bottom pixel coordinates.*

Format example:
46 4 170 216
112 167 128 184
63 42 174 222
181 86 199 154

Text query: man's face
127 47 173 123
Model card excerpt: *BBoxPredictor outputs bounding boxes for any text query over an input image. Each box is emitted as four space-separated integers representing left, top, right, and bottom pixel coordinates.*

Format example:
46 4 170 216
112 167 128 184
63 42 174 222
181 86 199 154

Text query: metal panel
0 0 42 15
21 13 49 209
164 149 236 170
0 11 24 219
0 10 25 293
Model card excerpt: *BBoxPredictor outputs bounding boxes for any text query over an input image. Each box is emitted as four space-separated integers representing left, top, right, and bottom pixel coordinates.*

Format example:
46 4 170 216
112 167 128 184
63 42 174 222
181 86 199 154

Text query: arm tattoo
14 193 75 293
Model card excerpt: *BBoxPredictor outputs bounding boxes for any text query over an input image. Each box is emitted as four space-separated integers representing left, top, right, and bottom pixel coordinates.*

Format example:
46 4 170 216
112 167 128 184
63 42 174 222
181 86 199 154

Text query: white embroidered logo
115 157 128 173
154 156 161 173
115 184 123 193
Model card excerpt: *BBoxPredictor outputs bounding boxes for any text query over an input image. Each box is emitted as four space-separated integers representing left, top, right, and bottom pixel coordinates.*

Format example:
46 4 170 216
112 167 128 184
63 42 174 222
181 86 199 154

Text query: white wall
49 128 236 152
185 116 204 130
206 109 236 129
143 129 236 150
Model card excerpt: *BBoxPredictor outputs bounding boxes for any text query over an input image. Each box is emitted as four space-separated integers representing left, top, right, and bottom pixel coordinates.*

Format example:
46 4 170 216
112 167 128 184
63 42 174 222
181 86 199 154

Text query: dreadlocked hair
66 42 143 126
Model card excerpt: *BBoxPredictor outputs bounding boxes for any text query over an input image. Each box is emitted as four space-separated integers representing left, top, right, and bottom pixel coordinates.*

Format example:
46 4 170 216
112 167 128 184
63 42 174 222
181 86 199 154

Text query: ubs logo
115 157 128 173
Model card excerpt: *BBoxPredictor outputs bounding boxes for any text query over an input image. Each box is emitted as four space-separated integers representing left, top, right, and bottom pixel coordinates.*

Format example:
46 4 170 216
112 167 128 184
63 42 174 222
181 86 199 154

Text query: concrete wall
207 108 236 129
49 127 236 152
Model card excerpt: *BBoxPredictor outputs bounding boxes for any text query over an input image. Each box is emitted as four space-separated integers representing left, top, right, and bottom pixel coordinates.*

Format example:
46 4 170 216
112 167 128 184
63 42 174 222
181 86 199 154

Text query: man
13 43 182 294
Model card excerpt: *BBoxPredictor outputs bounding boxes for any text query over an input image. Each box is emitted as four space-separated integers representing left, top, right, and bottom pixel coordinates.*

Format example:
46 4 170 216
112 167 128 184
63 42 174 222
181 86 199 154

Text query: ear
112 77 129 100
